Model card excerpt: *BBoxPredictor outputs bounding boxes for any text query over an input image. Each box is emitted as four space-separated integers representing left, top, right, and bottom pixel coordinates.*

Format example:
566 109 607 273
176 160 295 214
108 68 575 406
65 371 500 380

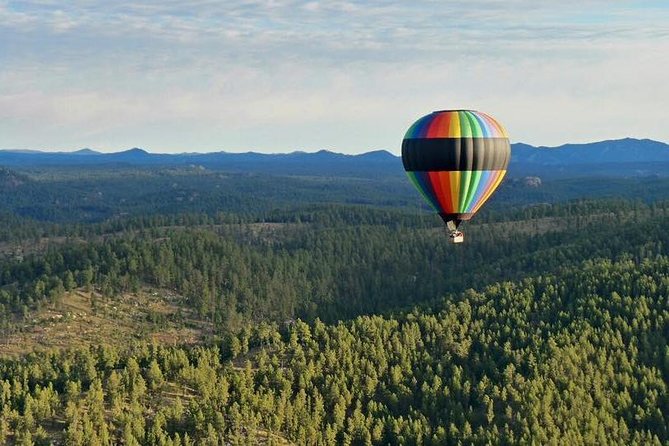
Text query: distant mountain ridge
0 146 401 177
71 148 100 155
509 138 669 178
1 138 668 178
511 138 669 165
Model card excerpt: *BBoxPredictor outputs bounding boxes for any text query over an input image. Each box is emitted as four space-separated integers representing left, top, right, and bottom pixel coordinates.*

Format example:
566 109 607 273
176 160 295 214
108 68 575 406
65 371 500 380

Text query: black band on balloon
402 137 510 171
439 213 474 224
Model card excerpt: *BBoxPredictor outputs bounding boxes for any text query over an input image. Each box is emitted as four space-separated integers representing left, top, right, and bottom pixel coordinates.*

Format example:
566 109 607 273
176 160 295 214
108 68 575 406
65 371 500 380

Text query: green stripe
458 111 472 137
465 111 483 138
463 170 483 211
458 170 472 212
403 121 420 139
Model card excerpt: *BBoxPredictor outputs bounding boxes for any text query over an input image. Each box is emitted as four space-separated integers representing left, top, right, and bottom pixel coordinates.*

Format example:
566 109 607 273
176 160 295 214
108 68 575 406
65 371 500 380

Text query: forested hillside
2 199 668 331
3 163 669 223
1 252 667 444
1 162 669 444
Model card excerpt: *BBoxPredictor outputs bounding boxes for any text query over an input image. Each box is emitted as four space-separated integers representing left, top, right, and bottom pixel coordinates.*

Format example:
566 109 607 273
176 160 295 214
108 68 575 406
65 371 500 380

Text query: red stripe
427 171 449 213
426 112 454 138
438 113 452 138
425 113 442 138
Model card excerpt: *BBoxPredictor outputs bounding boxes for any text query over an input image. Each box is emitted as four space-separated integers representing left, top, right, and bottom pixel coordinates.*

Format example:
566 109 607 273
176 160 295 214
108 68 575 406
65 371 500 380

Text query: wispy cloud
1 0 668 152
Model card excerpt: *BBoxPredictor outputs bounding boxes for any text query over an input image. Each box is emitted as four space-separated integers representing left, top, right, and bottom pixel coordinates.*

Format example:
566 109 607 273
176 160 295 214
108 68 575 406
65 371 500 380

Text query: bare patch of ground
0 288 213 357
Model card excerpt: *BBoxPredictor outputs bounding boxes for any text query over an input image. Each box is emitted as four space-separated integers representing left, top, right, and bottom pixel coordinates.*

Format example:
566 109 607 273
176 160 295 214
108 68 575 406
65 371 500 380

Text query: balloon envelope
402 110 510 226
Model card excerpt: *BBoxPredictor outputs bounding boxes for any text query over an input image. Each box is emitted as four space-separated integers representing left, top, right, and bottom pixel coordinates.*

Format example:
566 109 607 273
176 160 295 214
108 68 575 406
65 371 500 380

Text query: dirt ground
0 288 213 357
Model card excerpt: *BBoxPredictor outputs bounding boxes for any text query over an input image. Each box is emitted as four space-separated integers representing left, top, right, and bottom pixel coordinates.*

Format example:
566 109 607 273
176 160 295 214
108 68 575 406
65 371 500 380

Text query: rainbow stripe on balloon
404 110 509 139
406 170 506 216
402 110 510 223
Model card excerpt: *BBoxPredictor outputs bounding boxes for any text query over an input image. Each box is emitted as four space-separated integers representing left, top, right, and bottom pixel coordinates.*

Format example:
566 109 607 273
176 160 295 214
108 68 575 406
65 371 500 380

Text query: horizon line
0 137 665 156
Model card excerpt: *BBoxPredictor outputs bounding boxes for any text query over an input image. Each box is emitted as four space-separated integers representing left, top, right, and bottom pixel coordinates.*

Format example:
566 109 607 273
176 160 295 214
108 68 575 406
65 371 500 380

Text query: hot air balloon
402 110 510 243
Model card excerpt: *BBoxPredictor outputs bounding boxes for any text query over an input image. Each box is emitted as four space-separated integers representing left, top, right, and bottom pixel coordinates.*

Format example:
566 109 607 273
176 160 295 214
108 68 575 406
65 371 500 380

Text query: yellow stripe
448 112 461 138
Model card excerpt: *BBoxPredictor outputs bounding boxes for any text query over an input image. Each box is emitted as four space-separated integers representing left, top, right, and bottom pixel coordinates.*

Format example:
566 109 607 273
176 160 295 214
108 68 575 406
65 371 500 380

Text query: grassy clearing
0 289 213 357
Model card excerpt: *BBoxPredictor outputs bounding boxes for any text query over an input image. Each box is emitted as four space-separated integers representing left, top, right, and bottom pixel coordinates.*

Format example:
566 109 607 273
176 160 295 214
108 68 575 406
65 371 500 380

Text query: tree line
3 199 669 335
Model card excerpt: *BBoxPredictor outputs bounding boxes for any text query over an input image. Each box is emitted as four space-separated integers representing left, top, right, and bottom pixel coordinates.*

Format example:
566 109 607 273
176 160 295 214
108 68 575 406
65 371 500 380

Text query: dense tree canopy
1 165 669 444
0 254 668 444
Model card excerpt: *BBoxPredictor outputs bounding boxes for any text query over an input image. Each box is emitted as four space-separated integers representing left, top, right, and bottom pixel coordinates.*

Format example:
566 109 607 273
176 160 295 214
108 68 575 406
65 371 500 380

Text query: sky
1 1 668 154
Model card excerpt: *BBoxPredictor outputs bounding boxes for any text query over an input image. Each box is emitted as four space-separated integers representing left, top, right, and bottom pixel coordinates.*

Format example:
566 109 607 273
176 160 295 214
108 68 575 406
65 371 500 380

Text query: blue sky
1 1 668 153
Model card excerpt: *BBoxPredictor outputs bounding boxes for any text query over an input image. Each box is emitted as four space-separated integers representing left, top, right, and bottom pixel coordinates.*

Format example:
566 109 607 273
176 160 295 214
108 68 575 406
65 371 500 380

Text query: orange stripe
437 171 453 213
449 171 461 212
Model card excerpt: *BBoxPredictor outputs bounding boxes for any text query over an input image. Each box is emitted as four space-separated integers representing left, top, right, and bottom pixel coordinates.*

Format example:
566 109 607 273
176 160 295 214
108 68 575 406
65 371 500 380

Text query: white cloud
1 0 668 152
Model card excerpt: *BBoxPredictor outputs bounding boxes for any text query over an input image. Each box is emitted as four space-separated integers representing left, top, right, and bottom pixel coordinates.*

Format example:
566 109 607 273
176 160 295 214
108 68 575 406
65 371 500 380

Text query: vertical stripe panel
449 171 461 213
458 170 472 212
428 171 450 212
472 113 492 138
465 111 483 137
418 171 444 211
472 170 507 214
406 172 439 212
404 119 421 139
435 112 452 138
479 111 508 138
416 115 434 138
426 113 446 138
448 112 461 138
436 171 454 213
463 170 483 211
457 111 472 137
465 170 493 212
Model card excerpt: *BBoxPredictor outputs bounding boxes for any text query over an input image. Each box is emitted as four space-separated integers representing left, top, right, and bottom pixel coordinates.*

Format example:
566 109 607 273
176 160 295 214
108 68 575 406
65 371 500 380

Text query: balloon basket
449 231 464 244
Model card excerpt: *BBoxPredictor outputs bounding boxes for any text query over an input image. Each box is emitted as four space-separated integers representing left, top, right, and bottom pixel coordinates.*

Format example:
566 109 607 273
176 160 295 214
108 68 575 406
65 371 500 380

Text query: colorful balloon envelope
402 110 510 242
